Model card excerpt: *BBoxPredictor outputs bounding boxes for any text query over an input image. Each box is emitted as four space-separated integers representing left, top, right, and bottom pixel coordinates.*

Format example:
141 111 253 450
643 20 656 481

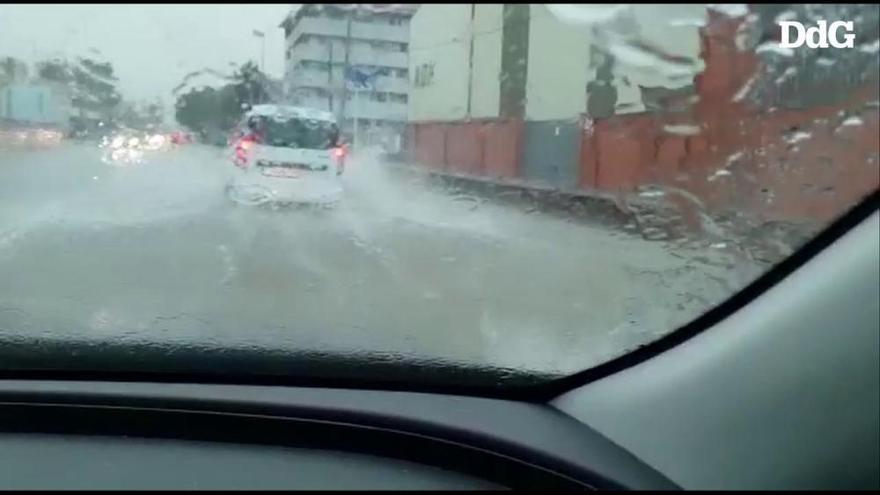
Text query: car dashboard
0 380 677 490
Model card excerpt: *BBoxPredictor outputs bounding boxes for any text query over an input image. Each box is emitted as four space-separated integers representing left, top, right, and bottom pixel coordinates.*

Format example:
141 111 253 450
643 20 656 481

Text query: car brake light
332 146 347 175
234 137 257 169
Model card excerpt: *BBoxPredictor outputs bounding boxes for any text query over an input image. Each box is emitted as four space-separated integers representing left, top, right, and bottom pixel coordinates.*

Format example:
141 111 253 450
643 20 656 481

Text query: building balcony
287 69 409 96
287 69 333 88
288 95 333 113
289 41 408 69
290 17 410 45
342 99 407 121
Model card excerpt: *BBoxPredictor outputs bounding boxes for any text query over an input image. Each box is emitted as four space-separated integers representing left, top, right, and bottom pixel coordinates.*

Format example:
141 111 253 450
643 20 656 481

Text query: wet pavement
0 142 762 375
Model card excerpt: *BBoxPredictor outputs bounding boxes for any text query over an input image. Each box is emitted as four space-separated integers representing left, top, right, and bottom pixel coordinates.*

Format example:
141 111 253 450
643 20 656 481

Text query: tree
230 61 271 107
36 58 72 83
35 55 122 122
0 56 29 85
175 86 239 140
173 61 274 140
71 56 122 118
117 101 147 129
144 102 163 127
175 86 219 134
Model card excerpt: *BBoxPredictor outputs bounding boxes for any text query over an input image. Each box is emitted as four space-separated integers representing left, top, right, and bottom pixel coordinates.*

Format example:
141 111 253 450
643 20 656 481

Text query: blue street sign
344 66 390 91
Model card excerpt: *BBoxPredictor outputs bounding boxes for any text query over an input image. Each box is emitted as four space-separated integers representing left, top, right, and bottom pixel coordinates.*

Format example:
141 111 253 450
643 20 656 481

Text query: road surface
0 142 761 375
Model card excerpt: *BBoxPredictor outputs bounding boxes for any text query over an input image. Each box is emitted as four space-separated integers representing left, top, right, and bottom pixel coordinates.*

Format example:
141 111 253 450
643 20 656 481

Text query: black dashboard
1 434 502 490
0 380 678 490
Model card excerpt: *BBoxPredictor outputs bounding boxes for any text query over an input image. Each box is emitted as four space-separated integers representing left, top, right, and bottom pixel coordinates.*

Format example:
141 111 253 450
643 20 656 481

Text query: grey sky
0 4 297 103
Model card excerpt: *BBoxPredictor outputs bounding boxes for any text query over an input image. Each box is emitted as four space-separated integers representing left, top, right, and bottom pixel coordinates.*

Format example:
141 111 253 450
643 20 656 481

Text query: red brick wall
406 119 524 179
482 120 523 179
445 122 483 176
581 10 879 223
408 10 879 224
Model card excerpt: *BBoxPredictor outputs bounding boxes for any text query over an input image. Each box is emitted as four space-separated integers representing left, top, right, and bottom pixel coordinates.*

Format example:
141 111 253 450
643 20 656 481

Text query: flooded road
0 143 758 375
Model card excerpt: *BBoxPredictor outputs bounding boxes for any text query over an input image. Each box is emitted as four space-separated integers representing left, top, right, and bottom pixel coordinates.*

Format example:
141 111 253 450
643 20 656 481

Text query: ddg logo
779 20 856 49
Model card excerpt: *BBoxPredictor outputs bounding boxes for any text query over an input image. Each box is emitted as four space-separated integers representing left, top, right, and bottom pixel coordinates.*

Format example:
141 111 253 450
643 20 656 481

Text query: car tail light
234 136 258 168
332 146 347 175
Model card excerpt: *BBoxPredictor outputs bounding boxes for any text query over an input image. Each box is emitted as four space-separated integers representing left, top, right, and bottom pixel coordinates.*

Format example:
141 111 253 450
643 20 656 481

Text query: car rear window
256 116 338 150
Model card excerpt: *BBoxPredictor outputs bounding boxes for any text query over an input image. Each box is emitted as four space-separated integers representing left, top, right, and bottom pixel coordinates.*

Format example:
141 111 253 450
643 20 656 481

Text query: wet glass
258 117 338 149
0 4 877 382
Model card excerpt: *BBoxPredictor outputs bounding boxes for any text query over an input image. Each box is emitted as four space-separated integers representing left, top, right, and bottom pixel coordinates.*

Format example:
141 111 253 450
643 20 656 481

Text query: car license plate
263 167 299 178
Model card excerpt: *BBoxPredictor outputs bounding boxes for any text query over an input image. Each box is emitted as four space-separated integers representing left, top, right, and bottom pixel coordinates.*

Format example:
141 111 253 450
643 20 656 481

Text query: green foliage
35 56 122 119
173 60 274 139
1 56 29 84
36 59 72 83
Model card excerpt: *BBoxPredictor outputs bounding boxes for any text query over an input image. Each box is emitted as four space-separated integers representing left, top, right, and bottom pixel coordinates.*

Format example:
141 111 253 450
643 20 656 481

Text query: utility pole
353 87 359 150
252 29 266 74
466 4 475 119
328 41 334 113
340 4 354 127
251 29 266 105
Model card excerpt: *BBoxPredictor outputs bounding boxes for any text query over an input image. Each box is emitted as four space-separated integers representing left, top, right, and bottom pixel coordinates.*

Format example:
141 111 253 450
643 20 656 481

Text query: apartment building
280 4 418 147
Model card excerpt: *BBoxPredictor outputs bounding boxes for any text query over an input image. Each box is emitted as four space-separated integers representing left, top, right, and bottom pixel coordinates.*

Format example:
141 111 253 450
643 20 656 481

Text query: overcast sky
0 4 296 103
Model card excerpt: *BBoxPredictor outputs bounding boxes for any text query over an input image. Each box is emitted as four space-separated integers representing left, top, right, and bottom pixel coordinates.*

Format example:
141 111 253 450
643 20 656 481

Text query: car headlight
148 134 166 148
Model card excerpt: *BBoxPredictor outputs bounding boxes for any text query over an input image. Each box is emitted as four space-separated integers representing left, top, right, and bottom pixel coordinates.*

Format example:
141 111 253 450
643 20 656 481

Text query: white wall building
280 4 417 147
409 4 707 123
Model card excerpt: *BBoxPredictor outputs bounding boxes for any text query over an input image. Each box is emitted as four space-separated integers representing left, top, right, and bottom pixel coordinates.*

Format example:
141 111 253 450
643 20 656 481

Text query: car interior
0 192 876 490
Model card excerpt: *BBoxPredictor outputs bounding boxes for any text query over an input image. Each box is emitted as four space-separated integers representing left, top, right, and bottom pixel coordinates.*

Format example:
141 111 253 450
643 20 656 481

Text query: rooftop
280 4 418 29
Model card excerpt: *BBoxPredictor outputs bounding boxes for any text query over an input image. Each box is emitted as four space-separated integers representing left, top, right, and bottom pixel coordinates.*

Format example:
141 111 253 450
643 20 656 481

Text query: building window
393 68 407 78
390 93 407 104
324 5 344 19
398 43 408 53
414 63 434 88
302 60 327 71
388 16 403 26
376 92 387 102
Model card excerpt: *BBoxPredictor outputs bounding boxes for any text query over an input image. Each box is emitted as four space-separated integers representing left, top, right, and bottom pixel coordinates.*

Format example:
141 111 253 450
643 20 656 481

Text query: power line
409 26 504 53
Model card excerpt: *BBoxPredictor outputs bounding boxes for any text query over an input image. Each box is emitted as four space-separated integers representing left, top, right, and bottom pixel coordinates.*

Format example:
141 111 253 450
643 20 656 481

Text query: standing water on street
0 4 877 380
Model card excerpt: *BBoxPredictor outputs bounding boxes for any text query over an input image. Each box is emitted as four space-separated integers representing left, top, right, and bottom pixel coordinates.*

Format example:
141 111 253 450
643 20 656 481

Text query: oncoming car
225 105 348 207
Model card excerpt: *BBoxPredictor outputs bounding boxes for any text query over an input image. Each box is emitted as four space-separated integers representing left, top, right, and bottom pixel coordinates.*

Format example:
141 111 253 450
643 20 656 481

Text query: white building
408 4 707 123
280 4 418 147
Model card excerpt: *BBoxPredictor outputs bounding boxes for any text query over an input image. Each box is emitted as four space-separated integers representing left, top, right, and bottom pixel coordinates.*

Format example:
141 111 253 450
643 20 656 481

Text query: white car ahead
225 105 347 207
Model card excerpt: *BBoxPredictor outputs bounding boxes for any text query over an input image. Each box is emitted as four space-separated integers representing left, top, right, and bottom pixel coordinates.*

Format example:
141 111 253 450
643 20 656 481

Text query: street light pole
353 87 359 150
252 29 266 73
340 5 354 126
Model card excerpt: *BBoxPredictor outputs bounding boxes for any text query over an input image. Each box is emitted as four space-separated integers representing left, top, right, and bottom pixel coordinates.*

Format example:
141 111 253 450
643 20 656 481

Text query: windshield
252 115 338 149
0 4 877 385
